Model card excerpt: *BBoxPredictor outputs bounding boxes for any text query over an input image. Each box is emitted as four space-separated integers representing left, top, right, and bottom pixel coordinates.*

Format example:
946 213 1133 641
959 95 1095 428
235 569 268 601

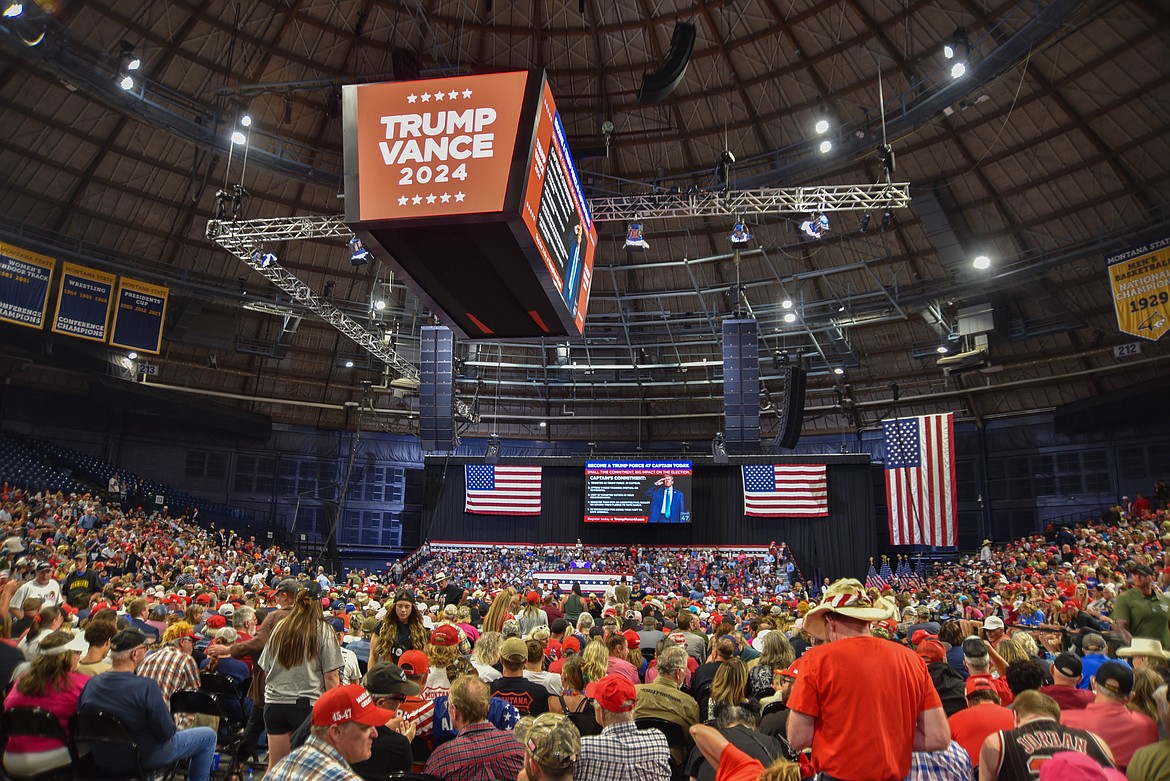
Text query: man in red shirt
786 579 951 781
949 684 1014 770
1060 661 1158 770
963 637 1014 705
1037 653 1093 711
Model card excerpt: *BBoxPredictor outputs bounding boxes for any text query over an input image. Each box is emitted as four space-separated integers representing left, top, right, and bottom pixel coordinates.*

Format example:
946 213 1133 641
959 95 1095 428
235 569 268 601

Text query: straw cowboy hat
803 578 893 640
1117 637 1170 661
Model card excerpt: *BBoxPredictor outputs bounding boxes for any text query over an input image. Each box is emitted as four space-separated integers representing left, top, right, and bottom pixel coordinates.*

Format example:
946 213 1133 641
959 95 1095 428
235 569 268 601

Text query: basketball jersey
995 718 1114 780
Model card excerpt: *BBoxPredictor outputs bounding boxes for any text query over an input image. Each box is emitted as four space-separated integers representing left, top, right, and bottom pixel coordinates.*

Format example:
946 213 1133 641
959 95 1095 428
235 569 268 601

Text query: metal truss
588 183 911 222
205 219 479 423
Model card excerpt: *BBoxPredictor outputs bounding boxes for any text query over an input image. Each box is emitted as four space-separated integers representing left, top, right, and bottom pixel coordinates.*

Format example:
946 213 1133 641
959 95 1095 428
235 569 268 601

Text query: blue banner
110 277 168 354
53 262 115 342
0 241 54 329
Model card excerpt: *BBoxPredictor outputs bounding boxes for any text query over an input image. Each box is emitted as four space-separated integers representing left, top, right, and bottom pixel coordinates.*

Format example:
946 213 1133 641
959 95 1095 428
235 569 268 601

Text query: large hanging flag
742 464 828 517
465 465 542 515
883 413 957 547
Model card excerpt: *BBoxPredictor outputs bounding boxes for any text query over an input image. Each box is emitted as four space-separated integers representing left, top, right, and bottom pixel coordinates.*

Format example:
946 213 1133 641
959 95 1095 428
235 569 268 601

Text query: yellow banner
52 262 117 342
1108 236 1170 341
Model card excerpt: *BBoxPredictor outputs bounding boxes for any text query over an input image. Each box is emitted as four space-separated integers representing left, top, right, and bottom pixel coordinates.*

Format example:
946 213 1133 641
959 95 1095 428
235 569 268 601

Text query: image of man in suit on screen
645 474 686 523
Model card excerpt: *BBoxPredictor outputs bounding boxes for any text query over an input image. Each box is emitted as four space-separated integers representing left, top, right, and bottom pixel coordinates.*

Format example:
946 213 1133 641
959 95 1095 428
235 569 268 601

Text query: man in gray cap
206 577 299 762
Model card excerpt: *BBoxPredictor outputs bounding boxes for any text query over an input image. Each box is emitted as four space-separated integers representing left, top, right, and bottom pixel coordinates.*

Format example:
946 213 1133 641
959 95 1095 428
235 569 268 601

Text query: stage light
126 57 141 71
240 115 252 127
783 312 797 323
119 75 134 91
251 250 277 268
729 222 752 245
936 345 949 354
800 213 829 239
485 435 501 464
814 118 830 135
127 352 138 360
373 299 387 311
712 432 728 464
859 213 871 233
3 3 22 17
344 360 354 368
231 130 246 145
624 221 649 250
972 255 991 270
951 62 967 79
819 140 832 154
322 280 335 299
539 421 547 428
349 237 370 266
833 367 845 375
781 299 793 309
943 43 955 59
881 211 894 232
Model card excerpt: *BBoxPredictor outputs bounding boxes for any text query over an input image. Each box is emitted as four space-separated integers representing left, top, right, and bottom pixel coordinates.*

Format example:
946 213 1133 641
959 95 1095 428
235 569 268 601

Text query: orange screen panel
354 71 530 221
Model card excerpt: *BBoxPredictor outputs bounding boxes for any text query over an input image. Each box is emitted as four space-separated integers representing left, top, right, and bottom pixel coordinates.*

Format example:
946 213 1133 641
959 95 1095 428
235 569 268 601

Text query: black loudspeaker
419 325 455 452
722 319 760 445
775 366 807 450
638 23 697 104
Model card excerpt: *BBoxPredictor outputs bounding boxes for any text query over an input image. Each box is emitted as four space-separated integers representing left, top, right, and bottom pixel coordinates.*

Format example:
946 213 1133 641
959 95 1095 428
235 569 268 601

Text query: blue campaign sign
110 277 169 354
53 262 116 342
0 241 54 329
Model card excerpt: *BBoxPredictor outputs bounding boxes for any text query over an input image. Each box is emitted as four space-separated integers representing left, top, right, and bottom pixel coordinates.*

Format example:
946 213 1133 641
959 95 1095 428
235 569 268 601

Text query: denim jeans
146 726 218 781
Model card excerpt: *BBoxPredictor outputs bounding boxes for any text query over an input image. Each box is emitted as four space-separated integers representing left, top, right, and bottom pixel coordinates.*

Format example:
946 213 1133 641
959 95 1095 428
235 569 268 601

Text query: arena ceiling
0 0 1168 445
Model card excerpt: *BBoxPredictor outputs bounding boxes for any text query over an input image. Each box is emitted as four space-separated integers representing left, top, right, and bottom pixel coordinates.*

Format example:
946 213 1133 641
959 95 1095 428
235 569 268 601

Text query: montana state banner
1108 236 1170 341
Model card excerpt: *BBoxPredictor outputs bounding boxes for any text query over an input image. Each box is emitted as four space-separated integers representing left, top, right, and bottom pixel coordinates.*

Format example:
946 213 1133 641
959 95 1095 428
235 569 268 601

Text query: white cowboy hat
803 579 893 641
1117 637 1170 661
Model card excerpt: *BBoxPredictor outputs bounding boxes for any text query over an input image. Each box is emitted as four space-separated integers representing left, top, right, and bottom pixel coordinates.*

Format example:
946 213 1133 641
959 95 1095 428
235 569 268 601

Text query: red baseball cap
918 639 946 664
585 675 637 713
526 591 540 604
312 684 395 727
777 662 800 678
561 637 581 654
399 650 430 676
622 629 640 650
430 624 460 647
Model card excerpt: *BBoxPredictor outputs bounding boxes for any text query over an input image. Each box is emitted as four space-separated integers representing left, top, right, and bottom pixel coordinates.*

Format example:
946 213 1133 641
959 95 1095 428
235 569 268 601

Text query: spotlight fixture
943 43 955 59
322 280 336 299
485 435 501 464
624 221 649 250
119 75 134 91
126 56 141 71
344 360 354 368
800 213 829 239
880 211 894 232
818 140 832 154
972 255 991 270
729 221 752 245
127 352 138 360
716 149 736 189
539 421 547 428
373 299 387 311
936 345 949 354
833 367 845 375
230 130 246 145
814 118 830 135
240 115 252 127
781 299 793 309
349 236 370 266
3 3 23 17
951 62 967 79
783 312 797 323
859 213 871 233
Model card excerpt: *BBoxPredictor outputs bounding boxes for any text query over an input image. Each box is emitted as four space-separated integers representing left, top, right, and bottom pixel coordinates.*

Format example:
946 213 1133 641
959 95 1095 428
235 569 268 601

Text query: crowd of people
3 478 1170 781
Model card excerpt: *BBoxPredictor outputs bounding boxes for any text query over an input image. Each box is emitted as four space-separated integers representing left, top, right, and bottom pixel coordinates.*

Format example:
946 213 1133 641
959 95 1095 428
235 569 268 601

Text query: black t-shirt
438 584 464 608
685 725 786 781
691 660 725 695
351 726 413 780
490 675 550 716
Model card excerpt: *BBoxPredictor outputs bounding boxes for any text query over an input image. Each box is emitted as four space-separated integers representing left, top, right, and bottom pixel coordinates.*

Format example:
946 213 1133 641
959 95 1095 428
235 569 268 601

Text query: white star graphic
397 195 408 206
440 192 451 203
433 91 445 101
448 90 458 100
426 193 437 204
412 194 422 205
454 191 466 202
421 92 431 102
462 89 473 99
407 93 417 103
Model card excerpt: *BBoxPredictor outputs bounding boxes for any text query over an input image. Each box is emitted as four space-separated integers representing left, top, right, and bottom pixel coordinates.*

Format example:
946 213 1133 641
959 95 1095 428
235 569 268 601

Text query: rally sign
110 277 169 354
53 262 115 342
351 71 529 221
0 240 54 329
1107 236 1170 341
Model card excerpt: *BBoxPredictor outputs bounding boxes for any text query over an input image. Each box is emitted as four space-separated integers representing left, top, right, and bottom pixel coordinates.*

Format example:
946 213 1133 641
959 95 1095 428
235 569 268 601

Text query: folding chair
0 706 72 781
636 718 694 781
68 711 153 781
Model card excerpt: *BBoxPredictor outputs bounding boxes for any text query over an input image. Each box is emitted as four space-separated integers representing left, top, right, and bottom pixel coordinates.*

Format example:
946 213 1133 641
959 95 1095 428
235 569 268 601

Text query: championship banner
352 71 529 221
1107 235 1170 341
0 240 54 330
109 277 168 354
52 262 115 342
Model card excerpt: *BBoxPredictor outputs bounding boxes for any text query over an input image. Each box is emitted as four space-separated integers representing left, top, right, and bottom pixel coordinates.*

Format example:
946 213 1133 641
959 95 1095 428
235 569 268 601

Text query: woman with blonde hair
481 587 517 635
1130 666 1163 723
581 637 608 684
421 625 460 700
257 588 342 774
748 631 795 699
3 630 87 776
995 636 1028 665
470 630 503 683
708 658 750 720
553 655 591 714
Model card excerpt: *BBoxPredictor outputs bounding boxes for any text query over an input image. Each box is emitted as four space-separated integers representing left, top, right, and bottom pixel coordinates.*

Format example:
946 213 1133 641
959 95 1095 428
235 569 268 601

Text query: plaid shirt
424 721 524 781
265 735 362 781
137 645 199 725
906 741 972 781
577 720 671 781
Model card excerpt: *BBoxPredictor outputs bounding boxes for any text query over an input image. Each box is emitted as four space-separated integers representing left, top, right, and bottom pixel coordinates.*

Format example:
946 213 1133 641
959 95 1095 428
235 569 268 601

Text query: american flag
866 560 887 589
464 465 542 516
879 557 895 585
741 464 828 517
883 413 957 547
